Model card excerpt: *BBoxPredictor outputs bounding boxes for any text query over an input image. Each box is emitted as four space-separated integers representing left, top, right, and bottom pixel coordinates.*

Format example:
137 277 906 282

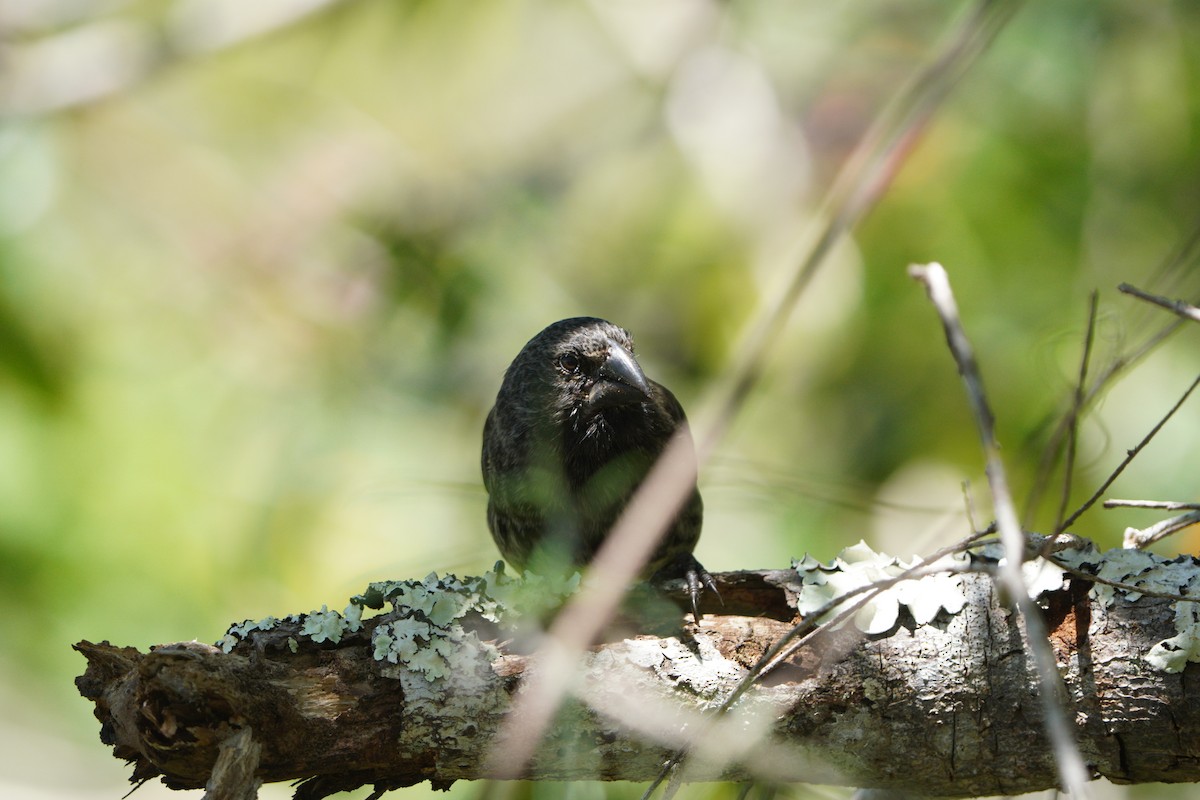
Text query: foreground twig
909 261 1092 799
632 2 1025 791
491 0 1025 776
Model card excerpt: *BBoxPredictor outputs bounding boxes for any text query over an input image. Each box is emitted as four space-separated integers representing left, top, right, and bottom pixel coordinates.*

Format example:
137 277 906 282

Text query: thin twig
639 5 1027 791
1030 291 1197 525
1104 499 1200 510
909 261 1092 799
961 479 979 533
1024 224 1200 528
1054 291 1100 532
1118 283 1200 324
1057 372 1200 534
695 0 1024 466
1123 511 1200 550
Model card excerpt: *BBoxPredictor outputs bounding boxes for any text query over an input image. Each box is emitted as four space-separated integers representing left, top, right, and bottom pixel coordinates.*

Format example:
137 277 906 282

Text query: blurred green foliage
1 1 1199 798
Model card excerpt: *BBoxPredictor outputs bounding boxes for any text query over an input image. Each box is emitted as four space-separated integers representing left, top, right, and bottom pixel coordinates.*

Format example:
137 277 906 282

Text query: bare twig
1028 313 1184 503
692 0 1023 467
635 4 1030 792
1054 291 1100 532
1118 283 1200 324
909 261 1092 799
1123 511 1200 550
961 479 979 533
491 0 1025 781
1057 372 1200 534
1105 499 1200 510
1024 214 1200 528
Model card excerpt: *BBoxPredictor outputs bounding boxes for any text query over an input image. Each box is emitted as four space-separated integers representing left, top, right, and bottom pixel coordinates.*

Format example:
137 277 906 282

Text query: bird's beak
588 339 652 410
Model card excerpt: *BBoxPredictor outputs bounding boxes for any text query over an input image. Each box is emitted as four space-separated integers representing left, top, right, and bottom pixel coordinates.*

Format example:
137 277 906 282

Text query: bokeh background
2 1 1199 798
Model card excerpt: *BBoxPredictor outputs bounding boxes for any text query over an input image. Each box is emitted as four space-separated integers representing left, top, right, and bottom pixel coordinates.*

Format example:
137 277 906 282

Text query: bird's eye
557 353 581 374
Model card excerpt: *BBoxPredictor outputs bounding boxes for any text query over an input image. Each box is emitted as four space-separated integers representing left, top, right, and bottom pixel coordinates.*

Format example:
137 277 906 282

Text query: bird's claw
656 553 721 625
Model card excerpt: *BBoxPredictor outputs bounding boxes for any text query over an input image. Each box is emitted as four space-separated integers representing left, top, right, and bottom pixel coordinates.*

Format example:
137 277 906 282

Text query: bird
481 317 716 622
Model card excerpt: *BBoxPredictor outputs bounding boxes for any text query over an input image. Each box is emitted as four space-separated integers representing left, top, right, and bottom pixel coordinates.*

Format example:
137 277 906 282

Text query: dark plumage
481 317 714 620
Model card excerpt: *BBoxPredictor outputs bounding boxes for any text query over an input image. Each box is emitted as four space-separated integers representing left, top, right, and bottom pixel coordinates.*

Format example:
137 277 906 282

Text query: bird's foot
652 553 721 624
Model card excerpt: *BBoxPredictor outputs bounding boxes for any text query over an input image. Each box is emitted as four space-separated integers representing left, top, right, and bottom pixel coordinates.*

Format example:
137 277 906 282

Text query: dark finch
481 317 715 621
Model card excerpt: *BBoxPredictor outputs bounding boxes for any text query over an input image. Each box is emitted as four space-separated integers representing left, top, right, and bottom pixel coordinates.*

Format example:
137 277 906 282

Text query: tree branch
76 547 1200 800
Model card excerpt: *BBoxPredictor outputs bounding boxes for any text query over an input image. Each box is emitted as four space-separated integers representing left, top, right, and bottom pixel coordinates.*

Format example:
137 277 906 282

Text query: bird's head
501 317 653 431
551 319 651 415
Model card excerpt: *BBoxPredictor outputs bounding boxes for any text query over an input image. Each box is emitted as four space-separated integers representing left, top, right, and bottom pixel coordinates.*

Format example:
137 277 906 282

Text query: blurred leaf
0 251 70 406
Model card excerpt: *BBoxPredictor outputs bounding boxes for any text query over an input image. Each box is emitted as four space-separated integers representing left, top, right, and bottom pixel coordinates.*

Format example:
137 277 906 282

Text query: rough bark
75 559 1200 799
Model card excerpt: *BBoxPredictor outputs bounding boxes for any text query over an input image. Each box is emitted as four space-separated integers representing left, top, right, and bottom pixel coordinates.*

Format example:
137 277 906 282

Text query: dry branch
76 551 1200 800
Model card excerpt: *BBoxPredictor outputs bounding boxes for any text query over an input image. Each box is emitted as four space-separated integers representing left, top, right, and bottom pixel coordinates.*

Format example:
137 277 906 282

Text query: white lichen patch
795 539 1200 673
1056 544 1200 673
962 540 1069 597
217 615 280 653
793 541 968 634
302 605 359 644
1146 603 1200 673
218 602 365 653
1020 557 1069 597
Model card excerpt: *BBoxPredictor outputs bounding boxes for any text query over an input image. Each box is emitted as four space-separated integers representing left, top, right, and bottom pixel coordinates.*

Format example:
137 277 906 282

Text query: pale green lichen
359 565 579 682
301 605 350 644
793 541 1070 635
217 615 280 653
793 541 968 634
217 603 364 653
373 617 433 663
1020 557 1070 597
1056 545 1200 673
795 540 1200 673
217 565 580 678
1145 602 1200 673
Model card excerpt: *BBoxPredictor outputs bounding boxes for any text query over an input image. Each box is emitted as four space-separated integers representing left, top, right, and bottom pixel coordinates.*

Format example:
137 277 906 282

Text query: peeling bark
75 566 1200 799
